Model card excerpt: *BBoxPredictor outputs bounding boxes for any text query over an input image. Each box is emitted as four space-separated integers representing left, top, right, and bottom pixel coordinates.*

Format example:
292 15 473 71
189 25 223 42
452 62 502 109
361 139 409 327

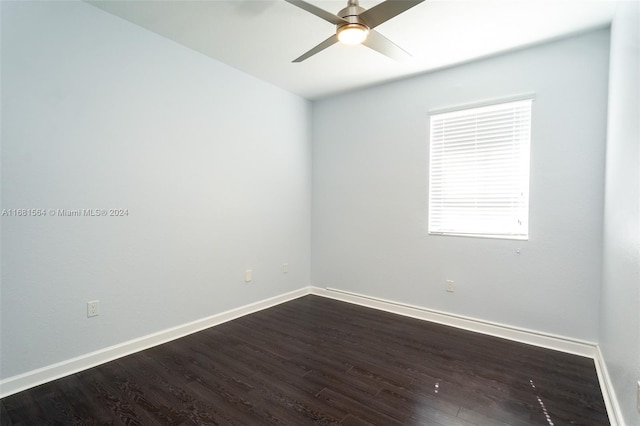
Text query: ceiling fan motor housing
336 0 369 43
338 1 368 27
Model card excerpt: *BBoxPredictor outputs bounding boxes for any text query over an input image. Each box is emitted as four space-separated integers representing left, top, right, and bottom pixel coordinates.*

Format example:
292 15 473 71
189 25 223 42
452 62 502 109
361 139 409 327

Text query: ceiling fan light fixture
337 23 369 45
286 0 424 62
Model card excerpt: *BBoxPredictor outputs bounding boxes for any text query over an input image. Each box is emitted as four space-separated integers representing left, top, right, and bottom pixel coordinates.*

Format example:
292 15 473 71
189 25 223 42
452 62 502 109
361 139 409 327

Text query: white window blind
428 98 532 239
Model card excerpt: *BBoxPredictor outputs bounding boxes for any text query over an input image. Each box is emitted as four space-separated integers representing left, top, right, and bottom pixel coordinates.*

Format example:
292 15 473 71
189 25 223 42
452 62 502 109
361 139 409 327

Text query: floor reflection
530 379 555 426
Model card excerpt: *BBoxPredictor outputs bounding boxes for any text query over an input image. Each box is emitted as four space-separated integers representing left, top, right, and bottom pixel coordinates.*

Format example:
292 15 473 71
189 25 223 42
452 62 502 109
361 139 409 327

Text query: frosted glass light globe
337 24 369 45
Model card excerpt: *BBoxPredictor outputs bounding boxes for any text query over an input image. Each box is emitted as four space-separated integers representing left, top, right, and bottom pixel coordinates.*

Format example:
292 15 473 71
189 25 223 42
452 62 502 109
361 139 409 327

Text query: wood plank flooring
1 295 609 425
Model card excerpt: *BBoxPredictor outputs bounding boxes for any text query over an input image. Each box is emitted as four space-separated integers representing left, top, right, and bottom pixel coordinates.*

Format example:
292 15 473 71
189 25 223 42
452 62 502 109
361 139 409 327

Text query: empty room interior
1 0 639 425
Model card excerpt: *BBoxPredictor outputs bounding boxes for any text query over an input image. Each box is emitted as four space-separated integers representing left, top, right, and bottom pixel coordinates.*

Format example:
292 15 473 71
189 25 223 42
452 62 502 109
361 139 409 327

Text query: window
428 98 532 239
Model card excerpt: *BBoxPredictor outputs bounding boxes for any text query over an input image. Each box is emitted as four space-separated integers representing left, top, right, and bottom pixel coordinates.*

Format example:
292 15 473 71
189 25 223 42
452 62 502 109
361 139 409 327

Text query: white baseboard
0 287 310 399
594 345 624 426
310 286 626 424
2 284 622 426
311 286 597 357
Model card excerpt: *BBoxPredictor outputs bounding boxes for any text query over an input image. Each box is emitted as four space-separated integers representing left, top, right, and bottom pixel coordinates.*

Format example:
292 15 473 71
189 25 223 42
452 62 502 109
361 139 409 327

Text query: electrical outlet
87 300 100 317
245 269 252 282
446 280 454 292
283 263 289 273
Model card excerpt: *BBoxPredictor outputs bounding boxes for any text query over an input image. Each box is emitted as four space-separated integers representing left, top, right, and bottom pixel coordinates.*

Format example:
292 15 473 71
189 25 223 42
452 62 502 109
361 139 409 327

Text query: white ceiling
88 0 617 100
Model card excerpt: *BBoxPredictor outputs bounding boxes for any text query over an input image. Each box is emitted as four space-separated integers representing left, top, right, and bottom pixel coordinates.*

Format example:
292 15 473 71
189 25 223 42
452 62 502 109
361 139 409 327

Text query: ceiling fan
285 0 425 62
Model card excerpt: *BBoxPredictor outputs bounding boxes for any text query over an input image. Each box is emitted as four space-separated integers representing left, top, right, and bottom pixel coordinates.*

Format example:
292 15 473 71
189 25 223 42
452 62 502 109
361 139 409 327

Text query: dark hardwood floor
1 295 609 425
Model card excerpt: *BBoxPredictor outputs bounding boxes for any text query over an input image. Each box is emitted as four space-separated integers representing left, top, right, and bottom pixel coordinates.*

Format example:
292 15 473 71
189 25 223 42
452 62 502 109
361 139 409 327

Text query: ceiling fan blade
293 34 339 62
359 0 424 29
362 29 412 61
284 0 347 25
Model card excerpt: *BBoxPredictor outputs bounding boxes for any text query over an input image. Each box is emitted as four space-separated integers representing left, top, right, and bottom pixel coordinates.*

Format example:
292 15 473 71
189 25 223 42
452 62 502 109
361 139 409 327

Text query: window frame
427 97 533 240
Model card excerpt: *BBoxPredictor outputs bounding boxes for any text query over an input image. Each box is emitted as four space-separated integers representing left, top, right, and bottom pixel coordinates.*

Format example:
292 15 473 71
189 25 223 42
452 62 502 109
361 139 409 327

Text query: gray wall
600 2 640 424
1 1 311 379
312 30 610 342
